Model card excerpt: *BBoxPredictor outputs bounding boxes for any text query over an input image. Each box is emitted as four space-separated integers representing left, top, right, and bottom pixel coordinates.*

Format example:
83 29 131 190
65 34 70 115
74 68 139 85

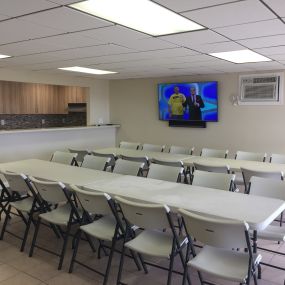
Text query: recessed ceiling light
209 50 272 63
69 0 205 36
58 66 117 75
0 54 11 59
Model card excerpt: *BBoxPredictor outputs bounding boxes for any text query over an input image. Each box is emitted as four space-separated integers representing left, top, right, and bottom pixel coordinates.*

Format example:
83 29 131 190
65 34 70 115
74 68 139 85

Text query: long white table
1 159 285 231
95 147 285 172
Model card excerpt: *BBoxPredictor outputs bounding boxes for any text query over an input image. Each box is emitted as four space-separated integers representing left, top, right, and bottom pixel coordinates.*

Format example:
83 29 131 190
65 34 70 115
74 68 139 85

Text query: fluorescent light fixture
209 50 272 63
70 0 205 36
58 66 117 75
0 54 11 59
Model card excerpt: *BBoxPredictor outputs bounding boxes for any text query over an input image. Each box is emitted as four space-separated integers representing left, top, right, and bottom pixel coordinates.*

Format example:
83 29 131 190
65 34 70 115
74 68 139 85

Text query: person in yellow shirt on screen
168 86 186 120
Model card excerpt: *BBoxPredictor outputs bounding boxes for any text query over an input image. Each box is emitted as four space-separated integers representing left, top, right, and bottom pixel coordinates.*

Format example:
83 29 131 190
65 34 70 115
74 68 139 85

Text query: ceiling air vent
239 73 284 105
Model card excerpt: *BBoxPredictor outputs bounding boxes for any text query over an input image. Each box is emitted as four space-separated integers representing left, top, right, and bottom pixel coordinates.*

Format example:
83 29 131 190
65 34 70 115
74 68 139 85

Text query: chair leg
117 245 126 285
258 264 262 279
103 237 117 285
137 253 148 274
167 253 175 285
20 211 33 252
0 205 11 240
69 230 82 273
29 217 41 257
58 224 72 270
178 250 191 285
129 249 142 271
84 232 96 252
182 266 190 285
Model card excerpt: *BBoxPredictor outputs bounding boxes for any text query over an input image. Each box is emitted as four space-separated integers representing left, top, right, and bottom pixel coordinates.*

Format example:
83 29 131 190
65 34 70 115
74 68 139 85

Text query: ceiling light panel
209 50 272 63
58 66 117 74
70 0 205 36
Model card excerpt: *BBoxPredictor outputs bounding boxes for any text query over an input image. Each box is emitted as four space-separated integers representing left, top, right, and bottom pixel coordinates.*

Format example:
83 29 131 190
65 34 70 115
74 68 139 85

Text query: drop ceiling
0 0 284 78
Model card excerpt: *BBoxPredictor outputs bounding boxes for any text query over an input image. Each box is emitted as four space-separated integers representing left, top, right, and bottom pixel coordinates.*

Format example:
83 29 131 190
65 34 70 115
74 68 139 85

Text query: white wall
0 68 110 125
110 71 285 157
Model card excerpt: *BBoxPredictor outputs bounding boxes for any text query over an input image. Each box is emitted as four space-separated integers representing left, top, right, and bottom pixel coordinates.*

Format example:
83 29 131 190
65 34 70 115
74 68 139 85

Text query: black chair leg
84 232 96 252
0 205 11 240
20 212 33 252
129 249 142 271
69 230 82 273
167 253 175 285
103 237 117 285
29 217 41 257
117 245 126 285
137 253 148 274
58 224 71 270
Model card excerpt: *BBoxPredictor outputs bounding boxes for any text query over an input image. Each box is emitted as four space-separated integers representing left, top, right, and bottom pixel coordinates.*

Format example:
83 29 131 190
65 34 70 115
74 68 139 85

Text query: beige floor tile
0 264 20 282
0 272 42 285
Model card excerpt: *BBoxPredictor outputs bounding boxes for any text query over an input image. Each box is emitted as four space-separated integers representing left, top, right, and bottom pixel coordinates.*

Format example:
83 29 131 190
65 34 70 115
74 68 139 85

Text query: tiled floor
0 215 285 285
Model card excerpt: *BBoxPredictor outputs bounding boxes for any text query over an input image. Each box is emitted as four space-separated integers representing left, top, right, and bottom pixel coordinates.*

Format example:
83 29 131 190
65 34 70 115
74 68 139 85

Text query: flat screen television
158 81 218 122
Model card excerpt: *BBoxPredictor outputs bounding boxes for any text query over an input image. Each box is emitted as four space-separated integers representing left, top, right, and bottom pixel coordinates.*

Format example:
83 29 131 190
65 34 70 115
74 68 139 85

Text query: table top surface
1 158 284 231
95 147 285 172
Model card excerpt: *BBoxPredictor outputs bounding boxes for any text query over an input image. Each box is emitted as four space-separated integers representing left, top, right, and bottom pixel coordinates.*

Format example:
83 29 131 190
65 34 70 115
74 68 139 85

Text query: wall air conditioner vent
239 73 283 105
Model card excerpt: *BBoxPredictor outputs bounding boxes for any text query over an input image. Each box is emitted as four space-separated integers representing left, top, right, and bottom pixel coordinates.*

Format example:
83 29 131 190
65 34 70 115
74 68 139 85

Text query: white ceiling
0 0 285 79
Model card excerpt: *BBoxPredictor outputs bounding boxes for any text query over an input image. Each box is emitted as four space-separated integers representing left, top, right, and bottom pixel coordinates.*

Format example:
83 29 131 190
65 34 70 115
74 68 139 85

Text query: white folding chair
51 151 77 165
92 151 116 171
81 154 111 171
193 162 230 173
69 185 128 285
147 163 184 182
270 153 285 164
191 170 235 191
179 209 261 285
115 196 189 285
28 177 81 270
169 145 194 155
241 167 283 193
119 141 140 150
0 170 39 252
113 158 145 176
141 143 165 152
200 148 229 158
68 148 90 166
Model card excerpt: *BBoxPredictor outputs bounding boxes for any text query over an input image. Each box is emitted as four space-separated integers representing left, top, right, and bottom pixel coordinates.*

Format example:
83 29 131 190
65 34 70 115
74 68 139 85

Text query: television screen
158 81 218 122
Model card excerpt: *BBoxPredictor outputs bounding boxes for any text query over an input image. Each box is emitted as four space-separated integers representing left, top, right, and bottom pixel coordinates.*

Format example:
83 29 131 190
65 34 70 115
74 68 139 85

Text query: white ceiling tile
0 18 61 45
238 34 285 49
0 0 58 17
182 0 276 28
0 14 10 20
238 61 285 70
215 19 285 40
263 54 285 61
254 46 285 56
192 41 244 53
264 0 285 17
79 25 148 43
161 30 228 48
22 7 113 33
152 0 241 12
0 53 62 65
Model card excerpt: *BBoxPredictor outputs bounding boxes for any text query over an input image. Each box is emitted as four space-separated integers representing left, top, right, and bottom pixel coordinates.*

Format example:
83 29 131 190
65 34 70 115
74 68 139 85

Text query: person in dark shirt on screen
183 86 205 120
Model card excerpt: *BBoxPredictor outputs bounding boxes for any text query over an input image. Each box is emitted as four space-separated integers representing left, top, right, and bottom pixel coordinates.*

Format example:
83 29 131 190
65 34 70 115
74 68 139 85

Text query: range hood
67 103 87 113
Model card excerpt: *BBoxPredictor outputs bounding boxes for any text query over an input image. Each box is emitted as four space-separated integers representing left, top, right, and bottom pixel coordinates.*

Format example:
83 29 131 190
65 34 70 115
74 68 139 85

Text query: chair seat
188 245 262 283
10 197 34 213
39 204 75 226
255 225 285 242
125 229 186 258
80 215 117 241
234 173 244 185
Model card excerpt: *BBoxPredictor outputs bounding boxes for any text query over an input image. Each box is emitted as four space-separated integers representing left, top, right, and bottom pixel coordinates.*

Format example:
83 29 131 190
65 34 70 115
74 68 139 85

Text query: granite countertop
0 124 120 135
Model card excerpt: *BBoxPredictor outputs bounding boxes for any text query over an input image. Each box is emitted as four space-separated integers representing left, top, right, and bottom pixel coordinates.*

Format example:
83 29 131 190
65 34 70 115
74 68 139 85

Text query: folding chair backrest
113 159 144 176
71 185 112 215
200 148 228 158
0 170 30 194
179 209 248 249
91 152 116 167
69 149 89 164
120 155 149 166
169 145 194 155
81 155 110 171
115 196 170 230
29 177 67 204
270 153 285 164
192 170 235 191
193 162 230 173
235 151 266 162
142 143 165 152
51 151 77 165
151 158 183 168
147 163 183 182
119 141 140 150
241 167 283 189
249 176 285 200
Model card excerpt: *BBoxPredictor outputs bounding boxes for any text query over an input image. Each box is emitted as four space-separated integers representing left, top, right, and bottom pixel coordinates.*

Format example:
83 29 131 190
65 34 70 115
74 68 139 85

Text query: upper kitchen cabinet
0 80 88 114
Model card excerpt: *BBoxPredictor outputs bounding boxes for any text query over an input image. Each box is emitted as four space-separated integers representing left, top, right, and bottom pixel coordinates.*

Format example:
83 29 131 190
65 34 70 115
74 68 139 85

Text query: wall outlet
0 119 5 126
41 119 45 125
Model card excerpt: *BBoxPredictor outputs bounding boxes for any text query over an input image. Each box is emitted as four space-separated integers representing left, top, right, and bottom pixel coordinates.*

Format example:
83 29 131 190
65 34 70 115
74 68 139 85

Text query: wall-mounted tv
158 81 218 122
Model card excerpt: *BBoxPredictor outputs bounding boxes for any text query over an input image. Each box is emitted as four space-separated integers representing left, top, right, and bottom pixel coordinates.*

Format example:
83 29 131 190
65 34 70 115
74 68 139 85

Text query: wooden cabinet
0 80 88 114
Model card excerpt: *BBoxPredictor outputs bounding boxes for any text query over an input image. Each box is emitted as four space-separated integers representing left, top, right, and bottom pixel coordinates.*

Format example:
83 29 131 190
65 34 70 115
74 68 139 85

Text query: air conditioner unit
239 73 284 105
